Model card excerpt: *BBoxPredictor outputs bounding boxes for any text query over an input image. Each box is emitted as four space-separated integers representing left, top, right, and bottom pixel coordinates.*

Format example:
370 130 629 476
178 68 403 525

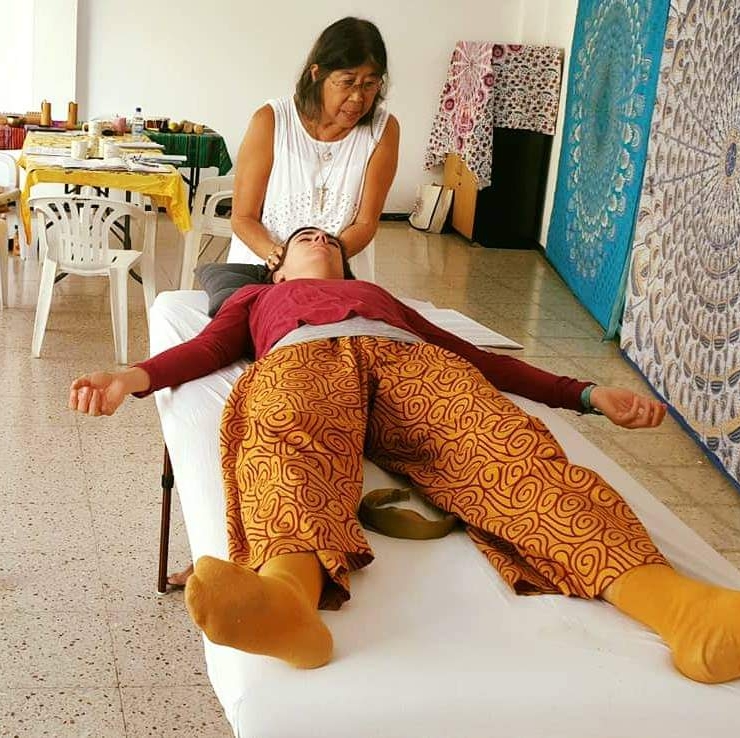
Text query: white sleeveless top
227 97 389 281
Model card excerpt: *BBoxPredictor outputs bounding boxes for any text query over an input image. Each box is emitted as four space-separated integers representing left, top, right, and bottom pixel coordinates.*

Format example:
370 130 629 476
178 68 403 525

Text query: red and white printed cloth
425 42 563 188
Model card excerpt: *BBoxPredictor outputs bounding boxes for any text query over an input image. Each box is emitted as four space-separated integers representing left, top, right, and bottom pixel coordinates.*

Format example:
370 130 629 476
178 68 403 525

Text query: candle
40 100 52 127
67 101 78 129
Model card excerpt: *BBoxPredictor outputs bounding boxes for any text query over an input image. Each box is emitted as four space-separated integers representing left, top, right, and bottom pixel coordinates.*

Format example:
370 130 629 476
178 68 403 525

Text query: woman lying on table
69 227 740 684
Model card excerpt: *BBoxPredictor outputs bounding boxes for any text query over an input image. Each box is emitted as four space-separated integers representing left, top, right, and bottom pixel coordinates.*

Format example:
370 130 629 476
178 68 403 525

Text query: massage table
150 289 740 738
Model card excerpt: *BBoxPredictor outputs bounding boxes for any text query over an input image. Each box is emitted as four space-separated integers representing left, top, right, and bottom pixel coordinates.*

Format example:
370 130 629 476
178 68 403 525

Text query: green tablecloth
146 130 233 175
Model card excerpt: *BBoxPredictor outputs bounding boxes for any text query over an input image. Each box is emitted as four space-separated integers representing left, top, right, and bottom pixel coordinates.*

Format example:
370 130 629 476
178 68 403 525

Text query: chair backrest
192 175 234 239
29 196 154 269
0 152 20 190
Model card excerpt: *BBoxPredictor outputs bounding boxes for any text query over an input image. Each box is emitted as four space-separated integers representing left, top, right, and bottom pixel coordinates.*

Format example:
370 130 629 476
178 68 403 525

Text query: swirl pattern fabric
621 0 740 487
546 0 670 333
221 337 664 610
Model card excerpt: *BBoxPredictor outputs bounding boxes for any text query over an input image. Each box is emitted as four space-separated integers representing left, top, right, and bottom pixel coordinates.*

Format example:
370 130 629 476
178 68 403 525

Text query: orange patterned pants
220 337 665 610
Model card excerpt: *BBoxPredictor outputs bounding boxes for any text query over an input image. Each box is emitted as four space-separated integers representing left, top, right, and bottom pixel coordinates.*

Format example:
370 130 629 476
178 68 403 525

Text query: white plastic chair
0 152 30 259
0 216 7 307
30 196 157 364
179 175 234 289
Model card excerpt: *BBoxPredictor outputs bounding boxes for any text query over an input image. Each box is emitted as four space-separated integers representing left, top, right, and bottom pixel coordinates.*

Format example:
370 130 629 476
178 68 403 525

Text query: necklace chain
313 140 338 213
303 114 345 213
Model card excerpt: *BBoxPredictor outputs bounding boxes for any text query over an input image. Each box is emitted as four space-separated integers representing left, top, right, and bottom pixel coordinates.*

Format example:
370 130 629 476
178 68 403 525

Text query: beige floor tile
492 333 561 357
538 335 623 359
0 309 34 348
2 347 99 395
568 356 656 394
617 466 694 507
90 497 188 556
610 430 712 468
0 418 87 504
4 393 78 427
0 502 96 553
463 300 561 322
120 686 231 737
97 546 191 611
0 688 126 738
655 467 740 507
0 550 105 612
103 393 162 428
78 424 163 478
668 505 740 551
0 609 117 688
0 461 89 506
523 318 595 339
109 608 209 687
84 466 167 506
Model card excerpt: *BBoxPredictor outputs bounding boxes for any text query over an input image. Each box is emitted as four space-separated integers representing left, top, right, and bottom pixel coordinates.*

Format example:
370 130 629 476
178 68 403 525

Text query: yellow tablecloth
19 132 191 238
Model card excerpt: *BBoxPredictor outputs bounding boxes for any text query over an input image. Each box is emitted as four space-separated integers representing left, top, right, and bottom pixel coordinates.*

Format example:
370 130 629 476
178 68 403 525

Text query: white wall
0 0 77 117
1 0 35 113
33 0 78 115
75 0 576 226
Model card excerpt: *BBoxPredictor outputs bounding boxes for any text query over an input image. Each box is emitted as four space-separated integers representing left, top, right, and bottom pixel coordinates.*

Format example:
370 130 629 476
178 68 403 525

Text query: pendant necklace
313 140 337 213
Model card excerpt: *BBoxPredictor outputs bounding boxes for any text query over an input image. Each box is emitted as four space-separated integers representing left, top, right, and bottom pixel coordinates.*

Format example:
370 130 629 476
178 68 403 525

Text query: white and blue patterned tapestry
546 0 670 333
621 0 740 488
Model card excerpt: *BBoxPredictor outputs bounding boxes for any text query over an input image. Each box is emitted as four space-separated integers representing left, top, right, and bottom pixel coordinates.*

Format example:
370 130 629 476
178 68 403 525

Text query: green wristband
580 384 598 414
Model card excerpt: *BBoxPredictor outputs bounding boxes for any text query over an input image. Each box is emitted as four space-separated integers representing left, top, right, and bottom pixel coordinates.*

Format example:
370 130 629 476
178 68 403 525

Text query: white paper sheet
24 146 72 156
401 298 522 349
26 155 170 173
116 141 165 150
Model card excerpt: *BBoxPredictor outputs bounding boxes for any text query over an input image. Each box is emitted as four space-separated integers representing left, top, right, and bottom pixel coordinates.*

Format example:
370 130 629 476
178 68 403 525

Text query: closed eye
296 231 341 248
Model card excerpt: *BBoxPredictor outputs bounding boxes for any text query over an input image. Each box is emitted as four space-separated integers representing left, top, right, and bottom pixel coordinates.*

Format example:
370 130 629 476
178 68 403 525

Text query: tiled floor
1 219 739 736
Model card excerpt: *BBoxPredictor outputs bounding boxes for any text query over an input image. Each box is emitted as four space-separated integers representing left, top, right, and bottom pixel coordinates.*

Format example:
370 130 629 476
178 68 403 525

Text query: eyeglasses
329 77 383 95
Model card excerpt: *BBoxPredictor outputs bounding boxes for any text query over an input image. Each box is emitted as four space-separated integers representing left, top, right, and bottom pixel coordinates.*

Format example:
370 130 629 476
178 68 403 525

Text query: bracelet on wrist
580 384 601 414
265 244 283 269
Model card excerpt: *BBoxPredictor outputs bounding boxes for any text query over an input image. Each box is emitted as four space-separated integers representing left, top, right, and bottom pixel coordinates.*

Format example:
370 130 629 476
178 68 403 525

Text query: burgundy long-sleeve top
136 279 590 411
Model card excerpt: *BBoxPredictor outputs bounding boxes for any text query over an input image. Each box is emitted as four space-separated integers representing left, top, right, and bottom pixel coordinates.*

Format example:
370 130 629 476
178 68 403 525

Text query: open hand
69 372 127 417
589 386 667 429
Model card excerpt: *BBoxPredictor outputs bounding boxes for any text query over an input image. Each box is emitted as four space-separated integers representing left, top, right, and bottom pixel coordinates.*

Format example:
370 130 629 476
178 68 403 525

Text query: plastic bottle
131 107 145 138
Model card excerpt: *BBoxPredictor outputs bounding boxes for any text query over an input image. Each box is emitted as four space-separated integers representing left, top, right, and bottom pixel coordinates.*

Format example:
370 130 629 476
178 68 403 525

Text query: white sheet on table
149 290 740 738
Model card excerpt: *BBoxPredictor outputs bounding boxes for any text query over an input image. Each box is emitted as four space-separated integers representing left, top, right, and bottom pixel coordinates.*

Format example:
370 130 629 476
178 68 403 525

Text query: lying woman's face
272 228 345 282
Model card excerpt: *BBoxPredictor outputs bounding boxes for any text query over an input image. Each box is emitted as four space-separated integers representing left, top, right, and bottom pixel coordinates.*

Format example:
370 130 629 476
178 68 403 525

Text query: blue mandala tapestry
546 0 670 334
621 0 740 489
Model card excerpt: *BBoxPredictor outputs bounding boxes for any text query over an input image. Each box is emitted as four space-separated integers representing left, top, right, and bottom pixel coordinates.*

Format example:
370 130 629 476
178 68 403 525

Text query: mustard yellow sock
603 563 740 683
185 554 333 669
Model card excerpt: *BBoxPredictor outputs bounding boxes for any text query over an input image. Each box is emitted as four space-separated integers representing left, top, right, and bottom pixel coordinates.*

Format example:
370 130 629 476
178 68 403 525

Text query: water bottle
131 107 145 138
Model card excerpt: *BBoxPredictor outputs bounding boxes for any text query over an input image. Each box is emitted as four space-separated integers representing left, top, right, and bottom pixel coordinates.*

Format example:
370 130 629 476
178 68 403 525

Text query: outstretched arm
590 385 667 429
69 367 150 417
393 299 667 426
70 286 259 411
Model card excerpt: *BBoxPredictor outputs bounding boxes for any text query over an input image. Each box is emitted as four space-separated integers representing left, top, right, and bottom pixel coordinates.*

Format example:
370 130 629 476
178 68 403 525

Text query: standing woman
228 16 400 282
168 17 399 587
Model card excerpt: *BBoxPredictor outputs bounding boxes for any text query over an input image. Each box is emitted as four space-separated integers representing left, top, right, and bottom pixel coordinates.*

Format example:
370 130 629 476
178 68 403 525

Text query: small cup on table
103 142 121 160
71 139 89 160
